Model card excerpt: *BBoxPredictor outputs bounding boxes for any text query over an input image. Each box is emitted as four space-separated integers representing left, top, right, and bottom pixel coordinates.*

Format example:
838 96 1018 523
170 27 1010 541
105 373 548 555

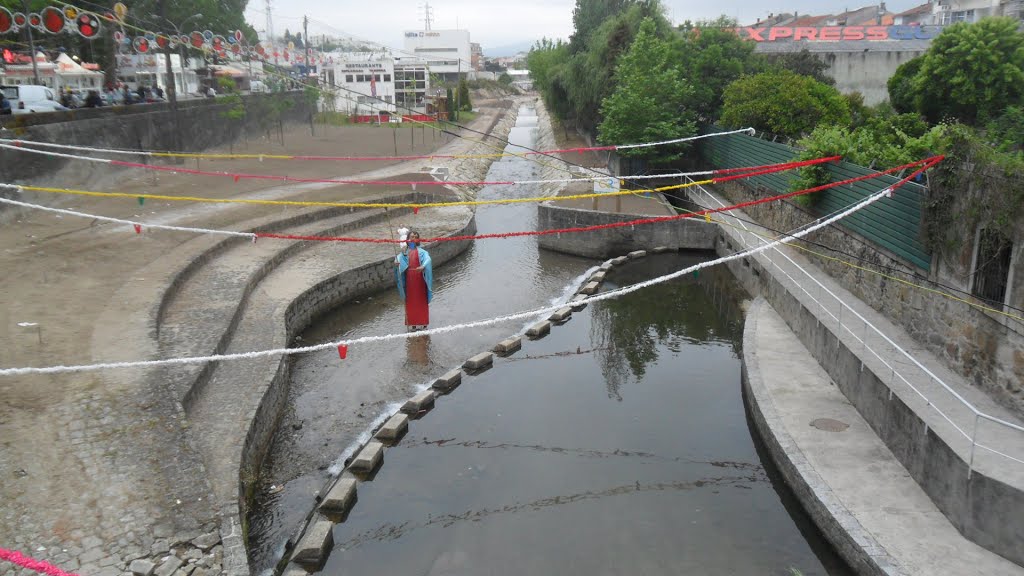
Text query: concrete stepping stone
431 369 462 393
549 307 572 323
291 517 334 568
579 281 600 295
318 478 357 515
526 320 551 339
349 441 384 474
493 337 522 356
628 250 647 259
401 389 436 414
463 352 494 371
375 413 409 443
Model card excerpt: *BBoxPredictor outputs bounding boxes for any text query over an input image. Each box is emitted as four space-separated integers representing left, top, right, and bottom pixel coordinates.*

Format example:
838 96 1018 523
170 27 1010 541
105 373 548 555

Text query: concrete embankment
696 182 1024 572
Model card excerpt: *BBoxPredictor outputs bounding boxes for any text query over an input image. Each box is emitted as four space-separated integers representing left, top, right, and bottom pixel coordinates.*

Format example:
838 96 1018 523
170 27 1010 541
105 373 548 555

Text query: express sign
734 25 944 42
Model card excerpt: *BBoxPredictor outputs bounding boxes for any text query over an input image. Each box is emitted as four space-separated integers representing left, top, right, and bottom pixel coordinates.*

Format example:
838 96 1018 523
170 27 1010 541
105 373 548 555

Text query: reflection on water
593 252 744 401
316 252 851 576
246 105 596 572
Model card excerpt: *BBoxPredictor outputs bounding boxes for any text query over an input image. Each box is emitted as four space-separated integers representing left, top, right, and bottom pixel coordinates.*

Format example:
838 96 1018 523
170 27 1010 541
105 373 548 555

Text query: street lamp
162 12 203 105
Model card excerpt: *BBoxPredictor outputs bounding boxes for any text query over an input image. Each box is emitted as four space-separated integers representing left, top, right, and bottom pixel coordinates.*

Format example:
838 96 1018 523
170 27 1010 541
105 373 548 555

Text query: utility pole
303 15 309 72
23 0 40 85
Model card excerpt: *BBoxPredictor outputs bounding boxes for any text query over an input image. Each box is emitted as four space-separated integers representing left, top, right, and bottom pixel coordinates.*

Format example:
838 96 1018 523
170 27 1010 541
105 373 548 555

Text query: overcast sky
246 0 928 52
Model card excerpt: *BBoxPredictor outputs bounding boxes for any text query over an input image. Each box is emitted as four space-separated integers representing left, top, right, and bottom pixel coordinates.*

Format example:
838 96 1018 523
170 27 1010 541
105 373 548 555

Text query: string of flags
0 1 335 65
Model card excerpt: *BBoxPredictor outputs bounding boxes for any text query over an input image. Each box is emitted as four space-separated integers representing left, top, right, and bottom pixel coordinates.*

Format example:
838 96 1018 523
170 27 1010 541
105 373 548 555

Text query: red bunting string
251 156 939 245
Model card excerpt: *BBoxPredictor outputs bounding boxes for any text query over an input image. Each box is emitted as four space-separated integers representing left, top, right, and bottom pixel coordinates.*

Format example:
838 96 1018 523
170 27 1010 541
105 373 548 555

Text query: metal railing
689 179 1024 479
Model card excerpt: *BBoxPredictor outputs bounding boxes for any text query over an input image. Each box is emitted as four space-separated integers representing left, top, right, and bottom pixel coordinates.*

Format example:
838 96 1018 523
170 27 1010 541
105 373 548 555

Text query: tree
446 87 456 121
720 70 851 138
669 17 763 121
457 78 472 111
910 17 1024 124
498 73 513 86
766 48 833 85
597 18 696 164
887 56 922 114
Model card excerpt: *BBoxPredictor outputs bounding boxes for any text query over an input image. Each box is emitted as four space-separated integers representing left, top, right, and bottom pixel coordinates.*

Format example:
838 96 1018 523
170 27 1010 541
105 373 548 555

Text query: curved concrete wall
536 202 715 259
724 234 1024 567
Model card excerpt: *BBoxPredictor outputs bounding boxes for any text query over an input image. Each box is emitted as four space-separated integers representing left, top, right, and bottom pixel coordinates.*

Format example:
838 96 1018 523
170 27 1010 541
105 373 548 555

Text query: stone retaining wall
711 181 1024 418
0 93 313 195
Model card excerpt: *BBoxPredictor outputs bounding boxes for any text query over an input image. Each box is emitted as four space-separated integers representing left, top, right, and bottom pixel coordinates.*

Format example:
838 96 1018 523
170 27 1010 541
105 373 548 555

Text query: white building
324 52 396 114
116 53 200 95
2 52 103 92
323 53 431 116
402 29 471 80
929 0 1022 23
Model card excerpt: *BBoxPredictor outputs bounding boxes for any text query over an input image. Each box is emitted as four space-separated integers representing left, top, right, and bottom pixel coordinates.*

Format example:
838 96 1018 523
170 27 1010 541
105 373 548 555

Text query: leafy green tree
910 18 1024 124
887 56 922 114
564 2 671 132
569 0 634 53
497 73 513 86
766 48 833 85
669 17 763 121
446 87 456 121
598 18 695 164
527 38 569 96
720 70 851 138
457 78 472 111
987 106 1024 154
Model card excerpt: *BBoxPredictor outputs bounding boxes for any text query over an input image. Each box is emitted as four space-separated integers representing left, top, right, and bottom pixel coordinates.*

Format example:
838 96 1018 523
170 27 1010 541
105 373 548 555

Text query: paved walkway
745 299 1023 575
0 99 518 576
689 183 1024 573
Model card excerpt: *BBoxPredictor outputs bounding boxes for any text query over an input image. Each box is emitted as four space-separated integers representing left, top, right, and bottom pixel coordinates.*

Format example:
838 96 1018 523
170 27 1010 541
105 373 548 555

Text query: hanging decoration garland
0 4 100 38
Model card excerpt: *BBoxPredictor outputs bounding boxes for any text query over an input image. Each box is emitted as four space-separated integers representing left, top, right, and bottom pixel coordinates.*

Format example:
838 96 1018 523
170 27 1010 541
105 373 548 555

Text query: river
248 103 851 576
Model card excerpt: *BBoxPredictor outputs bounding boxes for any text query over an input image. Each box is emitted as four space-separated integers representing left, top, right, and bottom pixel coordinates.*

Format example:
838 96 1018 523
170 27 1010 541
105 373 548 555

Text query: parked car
1 85 69 114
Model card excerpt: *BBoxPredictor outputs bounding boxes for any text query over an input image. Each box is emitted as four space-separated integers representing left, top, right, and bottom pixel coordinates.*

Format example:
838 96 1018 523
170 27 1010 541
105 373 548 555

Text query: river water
248 104 851 575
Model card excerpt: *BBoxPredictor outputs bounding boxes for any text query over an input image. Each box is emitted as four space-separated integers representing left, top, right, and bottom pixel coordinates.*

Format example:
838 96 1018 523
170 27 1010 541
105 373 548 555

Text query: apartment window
941 9 974 24
384 74 391 82
972 229 1014 305
345 75 353 82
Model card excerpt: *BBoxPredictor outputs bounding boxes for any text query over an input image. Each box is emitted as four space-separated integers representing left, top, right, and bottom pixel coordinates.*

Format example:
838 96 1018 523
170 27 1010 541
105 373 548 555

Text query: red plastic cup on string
337 344 348 359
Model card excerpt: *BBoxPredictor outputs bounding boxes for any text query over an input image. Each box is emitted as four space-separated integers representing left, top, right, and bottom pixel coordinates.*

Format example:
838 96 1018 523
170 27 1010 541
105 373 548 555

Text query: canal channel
248 103 852 576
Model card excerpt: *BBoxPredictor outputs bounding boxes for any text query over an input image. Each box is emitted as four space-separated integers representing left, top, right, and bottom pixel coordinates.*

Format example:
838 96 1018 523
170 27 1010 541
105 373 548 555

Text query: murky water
318 255 850 576
249 105 851 576
249 106 595 571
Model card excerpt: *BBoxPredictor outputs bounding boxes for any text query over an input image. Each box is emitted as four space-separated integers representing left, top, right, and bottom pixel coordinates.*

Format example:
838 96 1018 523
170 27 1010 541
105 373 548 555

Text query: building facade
323 53 431 116
402 29 471 80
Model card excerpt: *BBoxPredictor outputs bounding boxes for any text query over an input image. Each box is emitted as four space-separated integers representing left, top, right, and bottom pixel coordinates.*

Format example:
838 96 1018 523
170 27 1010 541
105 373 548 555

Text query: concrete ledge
526 320 551 339
590 271 607 283
536 202 713 258
401 390 436 415
463 352 494 371
570 295 588 311
628 250 647 259
349 441 384 474
742 298 899 576
431 369 462 393
493 337 522 356
652 246 672 254
291 517 334 568
318 478 357 516
282 566 308 576
611 256 629 266
579 281 600 295
549 307 572 323
374 414 409 443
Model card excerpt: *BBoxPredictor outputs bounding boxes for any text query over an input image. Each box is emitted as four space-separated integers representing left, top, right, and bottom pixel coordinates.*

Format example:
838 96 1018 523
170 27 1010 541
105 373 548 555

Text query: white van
1 85 69 114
